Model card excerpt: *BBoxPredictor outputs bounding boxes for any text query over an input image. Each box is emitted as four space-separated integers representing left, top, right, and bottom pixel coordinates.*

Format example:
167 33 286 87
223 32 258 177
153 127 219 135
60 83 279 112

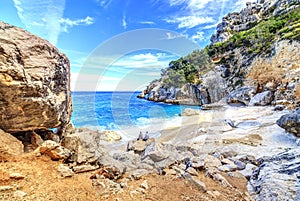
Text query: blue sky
0 0 255 91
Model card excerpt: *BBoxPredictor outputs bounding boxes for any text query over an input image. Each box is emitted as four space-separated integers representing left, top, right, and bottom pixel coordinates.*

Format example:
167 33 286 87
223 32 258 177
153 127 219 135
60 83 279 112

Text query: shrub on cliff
207 7 300 57
162 69 186 88
161 49 213 87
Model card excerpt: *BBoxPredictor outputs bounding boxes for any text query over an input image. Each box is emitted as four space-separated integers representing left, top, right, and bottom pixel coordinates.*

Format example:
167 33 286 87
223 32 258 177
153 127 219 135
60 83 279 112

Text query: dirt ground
0 153 249 201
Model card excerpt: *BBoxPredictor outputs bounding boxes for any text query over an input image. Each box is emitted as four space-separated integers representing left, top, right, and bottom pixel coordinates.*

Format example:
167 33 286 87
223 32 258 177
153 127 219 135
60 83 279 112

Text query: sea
71 91 201 140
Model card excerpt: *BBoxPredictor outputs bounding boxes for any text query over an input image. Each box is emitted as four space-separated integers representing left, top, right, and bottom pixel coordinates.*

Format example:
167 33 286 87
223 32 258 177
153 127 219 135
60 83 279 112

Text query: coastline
92 104 300 200
128 104 298 155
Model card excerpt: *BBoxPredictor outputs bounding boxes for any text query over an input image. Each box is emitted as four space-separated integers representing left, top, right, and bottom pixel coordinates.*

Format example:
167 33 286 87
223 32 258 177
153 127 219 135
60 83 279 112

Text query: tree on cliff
161 49 213 88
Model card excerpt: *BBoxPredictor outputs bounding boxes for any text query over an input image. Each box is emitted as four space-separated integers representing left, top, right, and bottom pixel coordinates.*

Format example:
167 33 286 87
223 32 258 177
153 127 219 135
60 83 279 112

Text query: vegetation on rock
146 6 300 106
161 49 213 88
207 7 300 57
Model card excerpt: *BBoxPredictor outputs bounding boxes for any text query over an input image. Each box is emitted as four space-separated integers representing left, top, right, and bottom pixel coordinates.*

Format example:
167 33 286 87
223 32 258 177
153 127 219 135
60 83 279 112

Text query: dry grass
247 41 300 92
247 58 285 87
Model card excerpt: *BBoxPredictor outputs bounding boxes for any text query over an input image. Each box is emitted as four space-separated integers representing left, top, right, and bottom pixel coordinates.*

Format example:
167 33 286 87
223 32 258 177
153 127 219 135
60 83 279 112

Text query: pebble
191 176 206 192
164 168 177 176
274 105 285 111
234 160 246 170
221 158 235 166
140 180 148 190
0 186 13 191
9 173 25 180
221 150 238 158
14 190 27 198
239 163 258 179
186 167 199 176
57 164 74 177
218 164 237 172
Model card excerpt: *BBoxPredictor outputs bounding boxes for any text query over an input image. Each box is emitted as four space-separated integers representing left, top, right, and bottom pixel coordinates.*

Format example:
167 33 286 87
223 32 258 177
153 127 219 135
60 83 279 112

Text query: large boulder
250 148 300 201
146 83 210 105
0 129 24 161
249 91 274 106
0 22 72 133
276 108 300 137
61 128 104 164
226 86 256 106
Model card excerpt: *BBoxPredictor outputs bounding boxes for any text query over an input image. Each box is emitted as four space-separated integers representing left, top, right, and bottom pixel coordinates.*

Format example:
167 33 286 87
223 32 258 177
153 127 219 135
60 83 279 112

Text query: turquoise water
71 91 201 131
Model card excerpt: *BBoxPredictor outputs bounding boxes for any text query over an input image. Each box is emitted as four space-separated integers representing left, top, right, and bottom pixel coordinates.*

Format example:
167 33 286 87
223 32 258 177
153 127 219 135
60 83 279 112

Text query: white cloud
139 21 155 25
172 0 212 10
122 14 127 29
166 32 186 40
191 31 205 42
164 0 224 30
130 53 158 60
12 0 94 45
202 23 218 30
113 52 170 69
71 52 178 91
164 0 256 44
60 16 94 32
168 0 187 6
165 16 214 29
13 0 65 45
234 0 257 11
71 72 122 91
97 0 113 8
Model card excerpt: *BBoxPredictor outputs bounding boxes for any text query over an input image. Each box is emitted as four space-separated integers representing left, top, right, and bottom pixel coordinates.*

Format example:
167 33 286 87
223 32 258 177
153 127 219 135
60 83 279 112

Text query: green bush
162 69 186 88
162 49 213 87
160 7 300 89
207 7 300 58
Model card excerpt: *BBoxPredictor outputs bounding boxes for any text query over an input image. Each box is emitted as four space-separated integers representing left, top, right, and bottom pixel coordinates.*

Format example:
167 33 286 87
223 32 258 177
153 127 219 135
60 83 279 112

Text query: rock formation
143 83 210 105
277 108 300 136
0 21 72 133
140 0 300 107
250 148 300 201
210 0 300 44
0 129 24 161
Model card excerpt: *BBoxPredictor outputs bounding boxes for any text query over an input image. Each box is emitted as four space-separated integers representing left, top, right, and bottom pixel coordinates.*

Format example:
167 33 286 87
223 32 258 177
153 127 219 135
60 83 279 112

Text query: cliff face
143 82 210 105
211 0 300 44
0 22 72 133
140 0 300 107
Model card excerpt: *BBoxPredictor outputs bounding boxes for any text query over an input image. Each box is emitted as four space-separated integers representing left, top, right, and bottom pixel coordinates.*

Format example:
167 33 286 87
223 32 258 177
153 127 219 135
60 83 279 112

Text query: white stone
100 130 122 142
14 190 27 198
57 164 74 177
9 173 25 180
140 180 148 190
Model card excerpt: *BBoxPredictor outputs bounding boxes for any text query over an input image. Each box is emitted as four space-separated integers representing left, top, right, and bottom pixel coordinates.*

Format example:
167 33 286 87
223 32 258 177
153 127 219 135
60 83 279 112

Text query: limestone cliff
140 0 300 107
0 22 72 133
211 0 300 44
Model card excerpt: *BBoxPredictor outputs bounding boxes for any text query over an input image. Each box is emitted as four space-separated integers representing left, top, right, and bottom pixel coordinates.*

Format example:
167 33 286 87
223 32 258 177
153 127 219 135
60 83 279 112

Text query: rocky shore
1 0 300 200
2 104 300 200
